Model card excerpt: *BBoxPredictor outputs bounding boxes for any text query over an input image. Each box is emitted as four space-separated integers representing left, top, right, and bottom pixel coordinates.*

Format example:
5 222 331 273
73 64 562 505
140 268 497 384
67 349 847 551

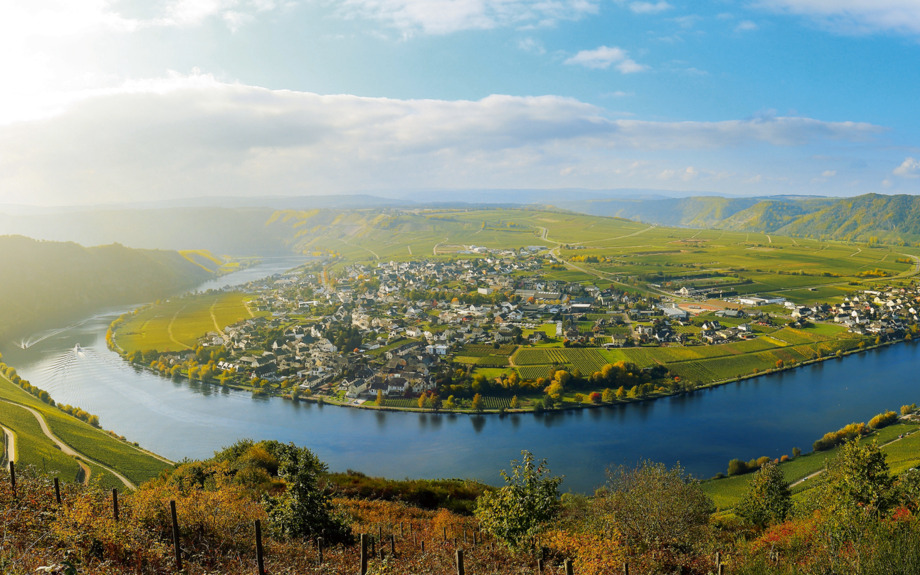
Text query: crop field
514 348 572 365
460 344 517 357
0 402 83 480
476 356 510 367
517 365 555 380
115 292 256 353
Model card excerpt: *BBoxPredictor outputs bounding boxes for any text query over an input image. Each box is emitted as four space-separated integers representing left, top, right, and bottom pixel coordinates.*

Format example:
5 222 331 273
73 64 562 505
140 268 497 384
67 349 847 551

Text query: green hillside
561 193 920 244
0 236 213 340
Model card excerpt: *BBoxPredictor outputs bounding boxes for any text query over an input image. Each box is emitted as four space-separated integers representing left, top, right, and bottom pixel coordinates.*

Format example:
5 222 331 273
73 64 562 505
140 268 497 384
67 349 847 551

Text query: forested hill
0 236 213 340
556 193 920 244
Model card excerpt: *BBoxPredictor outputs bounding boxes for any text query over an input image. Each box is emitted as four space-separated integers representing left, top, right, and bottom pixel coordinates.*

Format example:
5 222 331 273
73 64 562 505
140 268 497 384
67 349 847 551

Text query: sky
2 0 920 206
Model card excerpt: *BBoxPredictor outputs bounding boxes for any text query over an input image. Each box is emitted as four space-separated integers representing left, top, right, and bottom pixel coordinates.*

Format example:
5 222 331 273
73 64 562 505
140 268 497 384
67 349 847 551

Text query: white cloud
735 20 758 32
822 170 837 177
518 37 546 54
894 157 920 178
758 0 920 35
624 1 672 14
0 78 888 204
564 46 646 72
333 0 600 34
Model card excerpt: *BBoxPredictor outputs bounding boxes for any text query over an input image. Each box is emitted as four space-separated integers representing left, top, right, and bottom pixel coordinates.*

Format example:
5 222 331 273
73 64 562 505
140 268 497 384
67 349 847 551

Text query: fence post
718 564 724 575
54 477 61 505
421 540 425 553
443 526 448 541
360 533 368 575
538 558 545 573
623 562 629 575
9 461 15 496
390 534 396 557
254 519 265 575
715 551 721 570
317 536 324 565
455 548 465 575
112 488 119 522
564 558 574 575
170 500 182 571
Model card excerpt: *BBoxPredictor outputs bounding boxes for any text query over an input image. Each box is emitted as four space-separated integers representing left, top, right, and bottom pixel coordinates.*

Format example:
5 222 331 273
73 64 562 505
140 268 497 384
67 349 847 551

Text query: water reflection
471 415 486 433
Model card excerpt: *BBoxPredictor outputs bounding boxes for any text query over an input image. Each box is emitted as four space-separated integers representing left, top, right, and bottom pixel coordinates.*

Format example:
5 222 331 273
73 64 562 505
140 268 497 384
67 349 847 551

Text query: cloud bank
0 77 886 205
759 0 920 35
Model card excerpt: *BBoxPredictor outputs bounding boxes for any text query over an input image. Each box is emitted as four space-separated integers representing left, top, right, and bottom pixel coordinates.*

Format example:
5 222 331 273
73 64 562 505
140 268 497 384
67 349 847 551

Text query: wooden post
538 558 545 573
455 548 465 575
623 562 629 575
421 540 425 553
715 551 721 569
564 558 574 575
112 488 119 521
254 519 265 575
718 565 724 575
170 500 182 571
390 534 396 557
54 477 61 505
443 526 448 541
9 461 15 496
360 534 368 575
317 536 324 565
378 525 383 542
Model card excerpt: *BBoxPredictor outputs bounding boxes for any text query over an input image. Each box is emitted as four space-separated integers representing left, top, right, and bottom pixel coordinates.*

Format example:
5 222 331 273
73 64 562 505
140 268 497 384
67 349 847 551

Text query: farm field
114 292 256 354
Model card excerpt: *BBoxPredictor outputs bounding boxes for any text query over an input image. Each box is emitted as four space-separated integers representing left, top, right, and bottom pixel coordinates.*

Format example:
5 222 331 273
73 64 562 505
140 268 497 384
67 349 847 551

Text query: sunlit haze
3 0 920 205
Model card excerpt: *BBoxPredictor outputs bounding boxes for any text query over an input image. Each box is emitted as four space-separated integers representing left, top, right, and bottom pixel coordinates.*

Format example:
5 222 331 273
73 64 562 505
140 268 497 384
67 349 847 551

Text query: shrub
868 410 898 430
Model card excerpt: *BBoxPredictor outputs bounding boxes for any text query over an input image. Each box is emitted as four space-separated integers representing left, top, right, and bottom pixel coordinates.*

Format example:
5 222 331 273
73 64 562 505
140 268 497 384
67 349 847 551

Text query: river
2 258 919 492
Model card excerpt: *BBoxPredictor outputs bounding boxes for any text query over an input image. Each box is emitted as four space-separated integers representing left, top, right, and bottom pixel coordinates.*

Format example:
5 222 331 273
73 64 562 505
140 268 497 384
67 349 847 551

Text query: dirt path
209 300 224 335
0 399 136 489
167 304 193 350
433 237 449 255
407 245 413 256
1 423 15 465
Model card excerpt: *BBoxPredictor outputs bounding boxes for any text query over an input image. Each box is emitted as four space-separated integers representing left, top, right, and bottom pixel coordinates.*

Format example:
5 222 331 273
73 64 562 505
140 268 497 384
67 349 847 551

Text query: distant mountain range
3 191 920 254
553 193 920 244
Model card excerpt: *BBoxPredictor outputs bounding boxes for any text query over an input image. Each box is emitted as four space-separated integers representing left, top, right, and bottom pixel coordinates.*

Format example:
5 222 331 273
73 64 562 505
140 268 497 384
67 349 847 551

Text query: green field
114 291 256 353
0 373 171 488
703 422 920 511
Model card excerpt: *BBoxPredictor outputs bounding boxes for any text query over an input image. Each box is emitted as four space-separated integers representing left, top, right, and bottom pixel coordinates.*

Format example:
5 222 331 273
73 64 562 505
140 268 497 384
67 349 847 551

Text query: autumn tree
596 461 713 555
471 393 484 412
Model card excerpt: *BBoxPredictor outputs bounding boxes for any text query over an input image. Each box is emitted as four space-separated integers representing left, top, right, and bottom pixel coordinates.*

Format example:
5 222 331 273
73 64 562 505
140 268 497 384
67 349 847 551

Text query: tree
509 395 519 409
601 388 614 403
596 460 713 554
736 460 792 527
475 451 562 549
375 389 384 406
471 393 484 412
263 442 352 544
822 439 894 519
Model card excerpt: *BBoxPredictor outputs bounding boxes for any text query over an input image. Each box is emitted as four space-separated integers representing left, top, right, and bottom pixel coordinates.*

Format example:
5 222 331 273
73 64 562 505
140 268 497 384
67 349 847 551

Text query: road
0 399 135 489
790 426 919 488
1 423 15 466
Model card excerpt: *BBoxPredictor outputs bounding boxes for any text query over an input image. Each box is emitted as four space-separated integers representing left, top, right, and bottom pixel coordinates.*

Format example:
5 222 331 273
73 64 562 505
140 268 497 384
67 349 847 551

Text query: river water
3 258 920 492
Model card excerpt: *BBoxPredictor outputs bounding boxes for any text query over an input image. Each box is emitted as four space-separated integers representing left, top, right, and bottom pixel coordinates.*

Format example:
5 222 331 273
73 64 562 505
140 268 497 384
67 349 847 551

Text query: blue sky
2 0 920 205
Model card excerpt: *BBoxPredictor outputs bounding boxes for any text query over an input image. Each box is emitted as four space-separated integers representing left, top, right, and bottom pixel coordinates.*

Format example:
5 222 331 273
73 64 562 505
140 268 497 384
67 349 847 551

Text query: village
173 247 920 408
